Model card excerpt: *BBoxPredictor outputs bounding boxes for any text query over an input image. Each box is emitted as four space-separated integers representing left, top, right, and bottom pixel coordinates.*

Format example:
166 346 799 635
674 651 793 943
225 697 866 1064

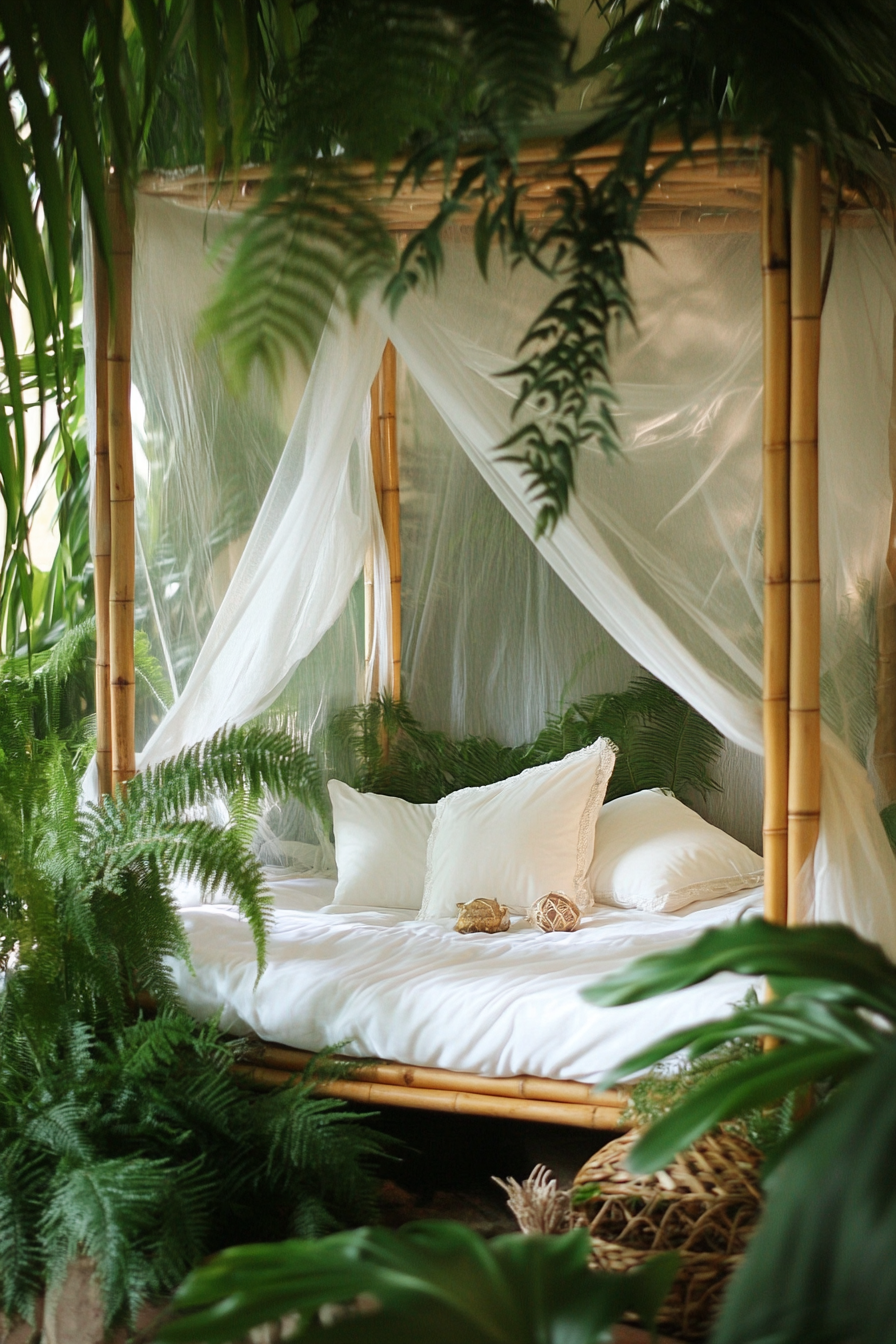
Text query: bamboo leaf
91 0 134 186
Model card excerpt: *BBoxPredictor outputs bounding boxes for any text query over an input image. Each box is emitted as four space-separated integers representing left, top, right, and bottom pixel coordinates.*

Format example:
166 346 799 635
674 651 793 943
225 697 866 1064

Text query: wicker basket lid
574 1127 763 1207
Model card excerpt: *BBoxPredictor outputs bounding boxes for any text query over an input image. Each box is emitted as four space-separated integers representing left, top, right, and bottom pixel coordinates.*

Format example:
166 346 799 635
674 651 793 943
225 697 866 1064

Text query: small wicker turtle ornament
527 891 581 932
454 898 510 934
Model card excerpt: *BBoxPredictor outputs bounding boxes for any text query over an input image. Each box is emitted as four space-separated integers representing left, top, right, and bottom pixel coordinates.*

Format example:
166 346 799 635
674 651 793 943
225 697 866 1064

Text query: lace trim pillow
418 737 617 921
588 789 763 914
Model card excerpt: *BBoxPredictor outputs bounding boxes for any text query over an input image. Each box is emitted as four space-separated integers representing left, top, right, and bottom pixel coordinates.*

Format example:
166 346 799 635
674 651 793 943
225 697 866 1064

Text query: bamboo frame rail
138 134 872 236
107 178 137 791
235 1043 630 1130
761 158 791 925
787 146 823 914
92 244 113 799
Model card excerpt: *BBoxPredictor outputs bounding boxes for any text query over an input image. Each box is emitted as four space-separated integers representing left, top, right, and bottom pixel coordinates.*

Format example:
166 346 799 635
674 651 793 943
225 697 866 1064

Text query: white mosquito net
88 192 896 954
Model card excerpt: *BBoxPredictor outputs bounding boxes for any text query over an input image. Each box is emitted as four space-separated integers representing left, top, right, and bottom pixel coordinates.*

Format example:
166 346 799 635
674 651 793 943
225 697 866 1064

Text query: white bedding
170 873 763 1085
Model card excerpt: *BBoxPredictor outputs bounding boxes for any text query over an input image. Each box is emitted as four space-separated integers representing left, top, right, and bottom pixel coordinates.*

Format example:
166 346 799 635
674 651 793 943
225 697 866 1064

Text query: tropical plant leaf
598 992 881 1094
583 920 896 1019
157 1222 679 1343
626 1041 862 1174
712 1034 896 1344
0 1006 388 1326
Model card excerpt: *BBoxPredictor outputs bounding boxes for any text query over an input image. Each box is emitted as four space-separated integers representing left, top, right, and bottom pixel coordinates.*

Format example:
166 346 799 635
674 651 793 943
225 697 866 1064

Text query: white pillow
589 789 764 913
328 780 437 910
419 738 617 920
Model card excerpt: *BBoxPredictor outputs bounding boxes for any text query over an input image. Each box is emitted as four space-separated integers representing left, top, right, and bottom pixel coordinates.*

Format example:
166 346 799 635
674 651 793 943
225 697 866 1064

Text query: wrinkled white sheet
170 874 763 1084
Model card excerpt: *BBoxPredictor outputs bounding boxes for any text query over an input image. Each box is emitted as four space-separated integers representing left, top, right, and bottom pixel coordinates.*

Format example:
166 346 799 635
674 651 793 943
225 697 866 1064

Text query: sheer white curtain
374 230 896 952
123 196 896 953
139 305 387 762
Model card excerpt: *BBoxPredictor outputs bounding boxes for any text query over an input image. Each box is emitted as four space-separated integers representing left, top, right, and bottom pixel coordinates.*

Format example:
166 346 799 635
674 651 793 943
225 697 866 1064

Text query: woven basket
573 1129 763 1340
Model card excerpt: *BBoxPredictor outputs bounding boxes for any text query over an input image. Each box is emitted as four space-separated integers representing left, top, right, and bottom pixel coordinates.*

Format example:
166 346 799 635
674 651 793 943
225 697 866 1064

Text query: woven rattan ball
454 898 510 934
527 892 581 932
573 1128 763 1339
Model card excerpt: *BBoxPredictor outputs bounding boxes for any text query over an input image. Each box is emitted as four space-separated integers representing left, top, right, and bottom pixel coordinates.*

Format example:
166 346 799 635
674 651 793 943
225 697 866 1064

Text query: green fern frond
329 674 722 807
134 630 175 713
0 1006 391 1327
198 166 396 393
41 1155 187 1325
127 723 326 824
0 1143 46 1321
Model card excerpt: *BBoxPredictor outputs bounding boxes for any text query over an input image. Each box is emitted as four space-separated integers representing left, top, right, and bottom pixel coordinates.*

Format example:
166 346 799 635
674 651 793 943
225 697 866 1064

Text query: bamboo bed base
233 1042 631 1131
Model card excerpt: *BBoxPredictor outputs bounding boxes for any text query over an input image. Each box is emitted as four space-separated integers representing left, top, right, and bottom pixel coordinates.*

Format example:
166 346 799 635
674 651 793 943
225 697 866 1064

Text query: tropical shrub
329 674 722 809
0 1013 385 1328
0 627 387 1329
585 918 896 1343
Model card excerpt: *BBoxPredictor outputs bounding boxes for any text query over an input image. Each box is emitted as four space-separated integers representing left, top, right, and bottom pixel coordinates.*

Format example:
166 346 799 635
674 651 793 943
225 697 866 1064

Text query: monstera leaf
584 919 896 1173
156 1222 678 1344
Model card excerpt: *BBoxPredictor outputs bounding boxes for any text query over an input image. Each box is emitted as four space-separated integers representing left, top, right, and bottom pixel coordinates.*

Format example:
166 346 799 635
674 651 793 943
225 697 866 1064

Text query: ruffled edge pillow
588 788 764 914
418 737 617 920
328 780 437 911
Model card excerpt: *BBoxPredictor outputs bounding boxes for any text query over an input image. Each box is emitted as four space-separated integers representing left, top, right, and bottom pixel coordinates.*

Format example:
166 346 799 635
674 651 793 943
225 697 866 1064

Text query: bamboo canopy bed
85 137 896 1128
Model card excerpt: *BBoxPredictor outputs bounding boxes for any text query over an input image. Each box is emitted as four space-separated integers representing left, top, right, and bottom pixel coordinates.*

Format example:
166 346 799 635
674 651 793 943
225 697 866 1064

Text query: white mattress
170 873 763 1085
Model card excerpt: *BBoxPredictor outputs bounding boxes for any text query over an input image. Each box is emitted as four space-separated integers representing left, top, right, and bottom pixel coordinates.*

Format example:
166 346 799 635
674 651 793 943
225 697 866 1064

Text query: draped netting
92 193 896 953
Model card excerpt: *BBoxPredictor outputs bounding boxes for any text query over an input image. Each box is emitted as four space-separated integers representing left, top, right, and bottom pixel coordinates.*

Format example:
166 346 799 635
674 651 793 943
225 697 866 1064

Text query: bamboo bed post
761 156 791 925
787 144 823 917
92 243 113 799
106 176 136 791
364 372 385 689
379 341 401 697
872 297 896 803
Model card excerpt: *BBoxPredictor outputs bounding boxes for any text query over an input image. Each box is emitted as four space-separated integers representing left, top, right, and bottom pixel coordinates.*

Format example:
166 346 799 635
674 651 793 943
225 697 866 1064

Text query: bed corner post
787 144 822 920
364 367 385 691
106 174 136 792
93 231 113 799
761 152 791 925
380 341 401 699
365 341 402 702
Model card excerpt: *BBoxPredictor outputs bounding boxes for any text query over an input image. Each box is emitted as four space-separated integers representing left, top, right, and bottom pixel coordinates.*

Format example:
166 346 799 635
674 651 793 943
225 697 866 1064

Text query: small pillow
329 780 437 910
589 789 763 913
419 738 616 920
